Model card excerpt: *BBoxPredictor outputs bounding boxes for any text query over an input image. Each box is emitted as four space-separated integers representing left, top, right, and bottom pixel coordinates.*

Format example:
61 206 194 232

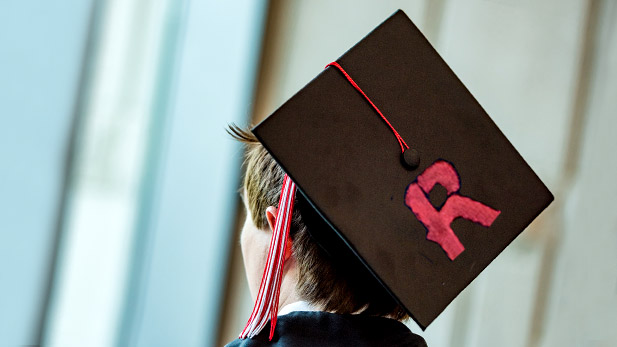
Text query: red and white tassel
239 174 297 340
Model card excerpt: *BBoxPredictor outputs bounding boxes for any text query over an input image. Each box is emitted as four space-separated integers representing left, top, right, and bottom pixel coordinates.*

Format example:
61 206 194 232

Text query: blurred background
1 0 616 346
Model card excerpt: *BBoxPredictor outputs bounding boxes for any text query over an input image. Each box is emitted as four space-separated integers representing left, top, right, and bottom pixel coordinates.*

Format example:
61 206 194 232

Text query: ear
265 206 277 233
265 206 293 260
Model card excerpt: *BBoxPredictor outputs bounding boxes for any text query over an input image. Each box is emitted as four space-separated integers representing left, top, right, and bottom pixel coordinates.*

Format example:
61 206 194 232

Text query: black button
402 148 420 170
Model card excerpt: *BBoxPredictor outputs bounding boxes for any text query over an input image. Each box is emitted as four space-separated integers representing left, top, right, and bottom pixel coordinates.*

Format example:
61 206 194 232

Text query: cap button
402 148 420 170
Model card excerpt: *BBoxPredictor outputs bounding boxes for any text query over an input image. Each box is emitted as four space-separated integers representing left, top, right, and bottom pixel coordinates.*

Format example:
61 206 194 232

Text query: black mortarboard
241 9 553 337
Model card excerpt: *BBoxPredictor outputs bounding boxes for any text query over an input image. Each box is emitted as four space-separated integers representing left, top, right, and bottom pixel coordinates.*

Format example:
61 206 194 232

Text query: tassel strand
239 174 297 340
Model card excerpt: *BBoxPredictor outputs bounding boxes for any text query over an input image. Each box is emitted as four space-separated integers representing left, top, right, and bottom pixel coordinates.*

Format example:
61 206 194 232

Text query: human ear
265 205 293 260
265 206 277 233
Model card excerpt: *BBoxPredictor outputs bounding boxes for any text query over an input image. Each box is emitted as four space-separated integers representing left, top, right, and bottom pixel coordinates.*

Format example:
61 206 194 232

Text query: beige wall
219 1 617 346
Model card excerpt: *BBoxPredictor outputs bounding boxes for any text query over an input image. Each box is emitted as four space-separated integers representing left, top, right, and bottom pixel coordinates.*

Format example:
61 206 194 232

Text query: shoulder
225 311 427 347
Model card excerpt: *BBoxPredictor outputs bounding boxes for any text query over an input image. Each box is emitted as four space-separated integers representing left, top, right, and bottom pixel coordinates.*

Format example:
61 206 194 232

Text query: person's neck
277 258 302 312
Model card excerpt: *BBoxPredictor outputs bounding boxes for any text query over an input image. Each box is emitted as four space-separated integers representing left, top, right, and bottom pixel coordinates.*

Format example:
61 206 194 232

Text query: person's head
229 124 409 321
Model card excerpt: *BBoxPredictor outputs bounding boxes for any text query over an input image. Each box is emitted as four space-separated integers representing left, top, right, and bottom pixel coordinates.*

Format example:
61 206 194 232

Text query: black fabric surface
225 311 427 347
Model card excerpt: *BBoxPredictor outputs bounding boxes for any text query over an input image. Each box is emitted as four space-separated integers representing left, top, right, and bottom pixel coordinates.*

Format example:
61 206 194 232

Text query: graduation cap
239 9 554 340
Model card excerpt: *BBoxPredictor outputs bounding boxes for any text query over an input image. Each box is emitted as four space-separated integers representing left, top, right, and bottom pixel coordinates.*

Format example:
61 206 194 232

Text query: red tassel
239 174 297 340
